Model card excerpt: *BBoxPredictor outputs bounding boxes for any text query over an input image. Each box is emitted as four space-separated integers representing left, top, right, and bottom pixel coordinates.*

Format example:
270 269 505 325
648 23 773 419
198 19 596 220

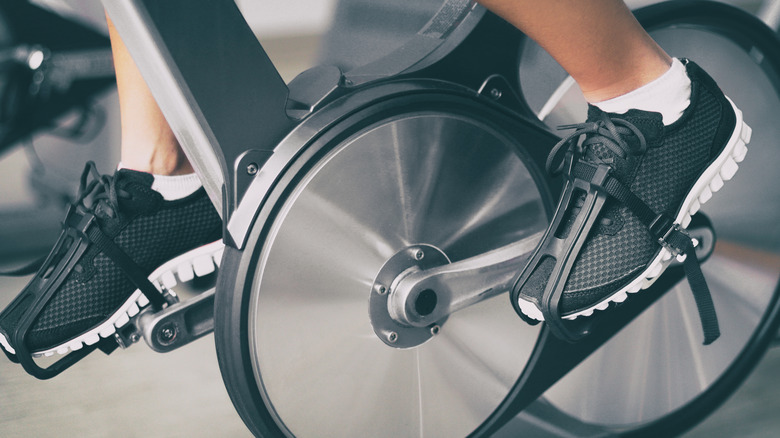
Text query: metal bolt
414 249 424 260
375 284 387 295
344 78 354 86
430 325 440 336
129 333 140 343
490 88 502 100
246 162 259 175
387 332 398 343
161 327 175 341
159 323 177 345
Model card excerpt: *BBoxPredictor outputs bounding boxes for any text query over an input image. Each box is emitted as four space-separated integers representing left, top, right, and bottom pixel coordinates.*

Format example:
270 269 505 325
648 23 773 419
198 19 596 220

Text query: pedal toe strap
681 242 720 345
85 225 167 309
515 158 720 345
513 161 613 342
1 207 166 379
2 217 109 378
62 206 168 310
574 161 720 345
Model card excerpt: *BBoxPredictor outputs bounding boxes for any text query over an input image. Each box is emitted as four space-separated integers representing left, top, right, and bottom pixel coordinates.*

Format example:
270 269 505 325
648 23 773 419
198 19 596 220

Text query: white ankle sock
591 58 691 125
118 163 202 200
150 173 202 200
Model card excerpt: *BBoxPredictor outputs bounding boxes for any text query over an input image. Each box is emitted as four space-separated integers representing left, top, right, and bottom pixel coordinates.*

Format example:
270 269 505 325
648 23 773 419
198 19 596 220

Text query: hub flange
369 244 450 348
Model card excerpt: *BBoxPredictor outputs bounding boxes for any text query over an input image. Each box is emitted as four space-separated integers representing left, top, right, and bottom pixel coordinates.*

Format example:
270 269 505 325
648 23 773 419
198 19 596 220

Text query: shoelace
0 162 131 276
546 112 647 175
74 161 132 220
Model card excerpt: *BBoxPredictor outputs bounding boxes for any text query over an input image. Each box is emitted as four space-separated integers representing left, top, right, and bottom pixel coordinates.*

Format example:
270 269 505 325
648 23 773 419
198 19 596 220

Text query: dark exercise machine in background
0 0 114 260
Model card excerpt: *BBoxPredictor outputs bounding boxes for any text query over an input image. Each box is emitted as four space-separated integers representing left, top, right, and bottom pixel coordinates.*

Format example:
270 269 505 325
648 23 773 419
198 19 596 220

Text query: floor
0 276 251 438
1 272 779 438
2 4 780 436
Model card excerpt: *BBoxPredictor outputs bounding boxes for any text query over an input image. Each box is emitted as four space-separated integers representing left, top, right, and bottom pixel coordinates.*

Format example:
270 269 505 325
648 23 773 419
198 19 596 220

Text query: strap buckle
649 214 689 257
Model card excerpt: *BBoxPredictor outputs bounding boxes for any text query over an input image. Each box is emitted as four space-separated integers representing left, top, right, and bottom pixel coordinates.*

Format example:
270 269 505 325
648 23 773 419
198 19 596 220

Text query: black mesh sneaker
0 162 223 364
512 59 750 344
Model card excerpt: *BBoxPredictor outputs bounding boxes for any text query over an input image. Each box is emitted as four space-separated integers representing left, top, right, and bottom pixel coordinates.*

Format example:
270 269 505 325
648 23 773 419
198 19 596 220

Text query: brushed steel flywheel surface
246 112 548 437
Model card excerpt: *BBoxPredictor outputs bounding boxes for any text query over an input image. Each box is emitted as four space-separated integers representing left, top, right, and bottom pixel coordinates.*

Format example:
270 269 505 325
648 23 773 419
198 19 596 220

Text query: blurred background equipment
0 0 115 261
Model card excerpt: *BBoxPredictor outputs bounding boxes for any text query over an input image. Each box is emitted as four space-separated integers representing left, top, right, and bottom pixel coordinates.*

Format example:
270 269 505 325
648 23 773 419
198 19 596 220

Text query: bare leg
477 0 672 102
106 15 194 175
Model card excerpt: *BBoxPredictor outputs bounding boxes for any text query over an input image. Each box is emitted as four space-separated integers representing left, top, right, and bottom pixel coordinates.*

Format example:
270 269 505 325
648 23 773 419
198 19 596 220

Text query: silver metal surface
247 113 548 437
546 252 780 426
225 80 474 250
390 232 543 328
370 244 451 348
344 0 480 85
758 0 780 31
139 288 216 353
538 25 780 427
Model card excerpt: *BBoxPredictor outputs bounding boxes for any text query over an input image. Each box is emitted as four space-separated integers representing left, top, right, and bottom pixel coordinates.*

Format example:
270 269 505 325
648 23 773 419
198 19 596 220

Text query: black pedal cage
511 158 612 342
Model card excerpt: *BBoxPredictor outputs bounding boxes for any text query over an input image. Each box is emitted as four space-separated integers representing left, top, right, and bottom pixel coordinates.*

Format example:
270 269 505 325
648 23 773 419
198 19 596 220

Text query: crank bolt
158 323 178 345
246 162 259 175
129 333 140 343
387 332 398 343
375 284 387 295
430 325 440 336
490 88 502 100
414 249 424 260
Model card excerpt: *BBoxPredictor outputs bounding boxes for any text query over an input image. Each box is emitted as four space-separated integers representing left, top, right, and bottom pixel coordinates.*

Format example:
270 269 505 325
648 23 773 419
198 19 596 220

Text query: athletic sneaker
512 60 750 344
0 162 223 359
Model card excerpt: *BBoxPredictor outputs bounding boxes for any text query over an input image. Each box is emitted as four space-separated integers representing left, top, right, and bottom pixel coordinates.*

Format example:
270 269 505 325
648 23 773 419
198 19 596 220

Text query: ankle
581 55 673 103
120 152 194 176
583 76 659 104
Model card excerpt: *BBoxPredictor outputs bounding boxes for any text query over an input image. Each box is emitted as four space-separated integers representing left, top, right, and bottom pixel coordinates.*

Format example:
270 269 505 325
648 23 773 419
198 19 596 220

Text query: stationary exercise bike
82 0 780 436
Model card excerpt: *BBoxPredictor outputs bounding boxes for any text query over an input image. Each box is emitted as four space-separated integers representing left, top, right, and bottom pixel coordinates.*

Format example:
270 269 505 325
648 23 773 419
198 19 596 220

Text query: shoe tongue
612 109 664 143
116 168 154 186
584 105 664 180
586 105 664 144
89 168 161 231
113 169 163 212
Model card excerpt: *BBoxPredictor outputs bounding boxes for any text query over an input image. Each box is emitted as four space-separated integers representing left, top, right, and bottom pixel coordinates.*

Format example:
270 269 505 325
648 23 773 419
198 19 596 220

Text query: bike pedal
113 287 216 353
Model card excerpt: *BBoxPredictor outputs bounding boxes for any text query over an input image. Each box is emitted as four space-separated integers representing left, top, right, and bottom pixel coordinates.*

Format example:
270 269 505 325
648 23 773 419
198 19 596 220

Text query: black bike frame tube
101 0 521 250
101 0 295 246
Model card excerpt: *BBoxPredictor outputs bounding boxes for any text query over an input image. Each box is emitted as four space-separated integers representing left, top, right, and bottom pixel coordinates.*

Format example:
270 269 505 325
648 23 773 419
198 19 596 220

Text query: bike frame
101 0 502 248
100 1 780 436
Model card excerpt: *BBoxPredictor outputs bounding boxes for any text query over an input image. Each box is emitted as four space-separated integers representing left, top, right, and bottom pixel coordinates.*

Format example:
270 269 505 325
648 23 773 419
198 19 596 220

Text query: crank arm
389 232 543 328
115 288 215 353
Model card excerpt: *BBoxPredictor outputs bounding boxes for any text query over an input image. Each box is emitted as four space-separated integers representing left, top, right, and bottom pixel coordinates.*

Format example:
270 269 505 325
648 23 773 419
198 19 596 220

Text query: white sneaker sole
0 240 224 357
518 97 750 322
